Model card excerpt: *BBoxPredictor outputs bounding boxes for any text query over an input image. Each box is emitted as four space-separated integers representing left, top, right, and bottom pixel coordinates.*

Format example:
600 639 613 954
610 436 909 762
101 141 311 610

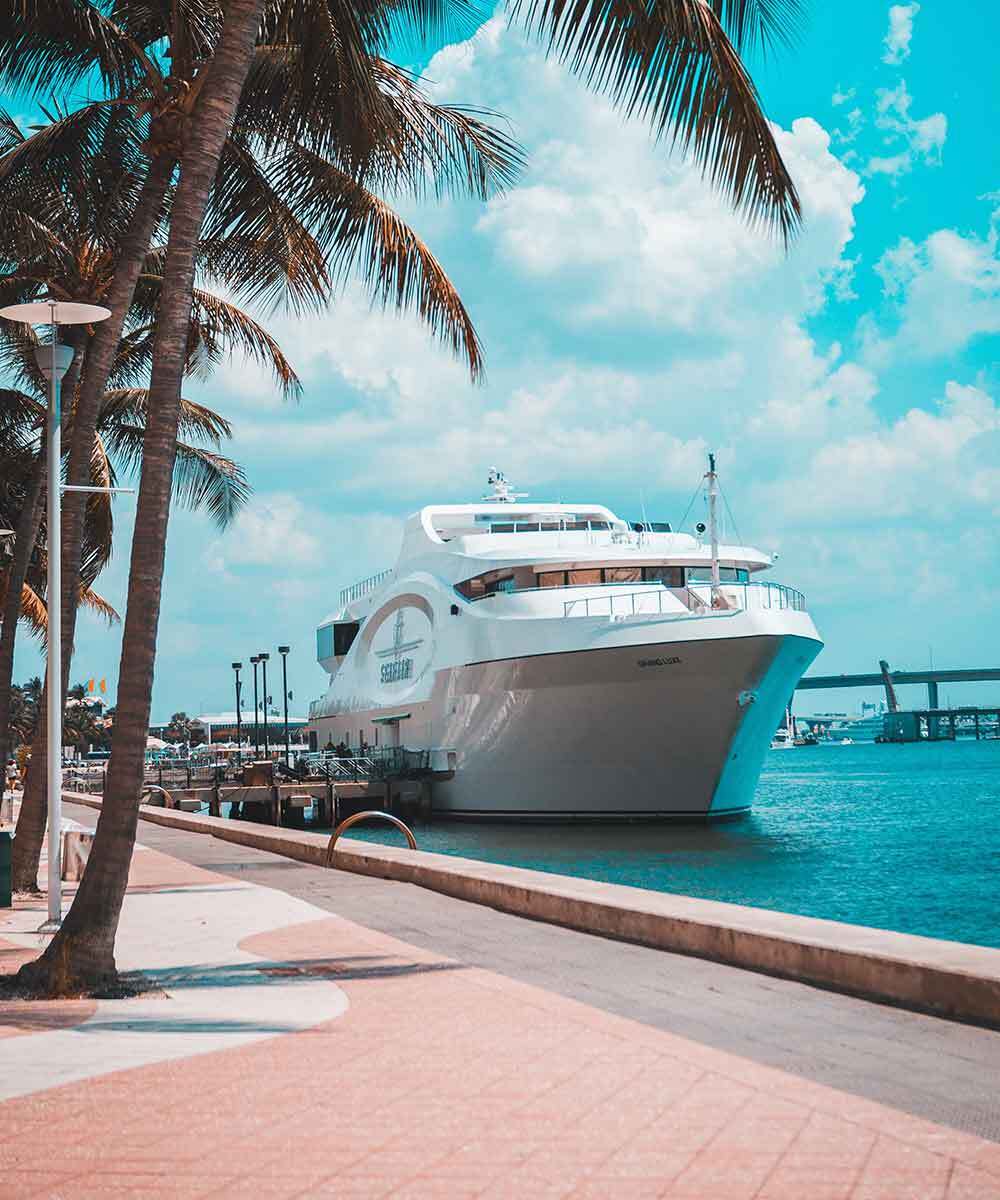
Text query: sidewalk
2 835 999 1198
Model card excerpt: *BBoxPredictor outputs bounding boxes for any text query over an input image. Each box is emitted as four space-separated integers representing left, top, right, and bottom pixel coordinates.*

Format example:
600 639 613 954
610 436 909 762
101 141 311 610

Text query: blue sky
9 1 1000 721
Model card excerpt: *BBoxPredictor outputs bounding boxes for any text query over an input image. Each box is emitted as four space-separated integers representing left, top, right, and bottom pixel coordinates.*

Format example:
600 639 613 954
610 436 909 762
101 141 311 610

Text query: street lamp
258 652 270 756
231 662 243 757
250 656 260 755
277 646 291 766
0 297 111 930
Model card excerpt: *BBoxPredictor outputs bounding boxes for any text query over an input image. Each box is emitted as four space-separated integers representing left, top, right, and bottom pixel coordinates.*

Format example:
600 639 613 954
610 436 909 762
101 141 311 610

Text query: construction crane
879 660 900 713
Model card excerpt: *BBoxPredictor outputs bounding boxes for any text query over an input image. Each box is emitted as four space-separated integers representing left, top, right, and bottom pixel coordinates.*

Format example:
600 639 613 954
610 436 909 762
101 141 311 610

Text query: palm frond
19 580 48 640
172 442 252 530
79 582 119 624
186 288 300 397
270 144 484 379
708 0 803 53
508 0 801 239
0 1 149 99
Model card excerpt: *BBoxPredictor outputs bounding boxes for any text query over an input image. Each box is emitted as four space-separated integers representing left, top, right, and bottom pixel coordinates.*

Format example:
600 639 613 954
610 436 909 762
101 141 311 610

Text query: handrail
141 784 174 809
325 811 417 864
339 568 394 607
563 580 806 619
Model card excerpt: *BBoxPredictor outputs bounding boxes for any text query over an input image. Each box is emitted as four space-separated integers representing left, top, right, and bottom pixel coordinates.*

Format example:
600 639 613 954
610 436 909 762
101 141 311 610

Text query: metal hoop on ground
326 811 417 866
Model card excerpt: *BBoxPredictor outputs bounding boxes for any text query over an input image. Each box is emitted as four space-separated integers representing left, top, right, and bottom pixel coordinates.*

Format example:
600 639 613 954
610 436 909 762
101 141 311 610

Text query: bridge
797 667 1000 709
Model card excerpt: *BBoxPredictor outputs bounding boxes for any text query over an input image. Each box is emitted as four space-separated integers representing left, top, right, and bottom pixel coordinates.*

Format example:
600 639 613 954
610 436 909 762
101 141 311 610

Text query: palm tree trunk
0 447 44 829
18 0 268 994
7 156 174 890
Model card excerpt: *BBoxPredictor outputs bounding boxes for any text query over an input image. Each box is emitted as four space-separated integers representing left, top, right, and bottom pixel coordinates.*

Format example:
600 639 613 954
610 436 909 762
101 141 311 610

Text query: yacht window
333 621 361 656
643 566 684 587
488 575 516 594
515 522 540 532
538 571 567 588
540 522 561 531
589 521 610 530
686 566 750 584
491 522 515 533
568 568 603 586
604 567 642 583
564 520 588 531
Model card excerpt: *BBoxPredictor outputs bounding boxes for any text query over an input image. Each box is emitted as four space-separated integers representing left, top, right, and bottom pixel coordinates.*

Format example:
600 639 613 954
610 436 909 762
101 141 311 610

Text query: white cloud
204 494 322 572
208 16 870 507
882 3 920 65
758 381 1000 527
869 219 1000 360
866 80 946 178
832 85 856 107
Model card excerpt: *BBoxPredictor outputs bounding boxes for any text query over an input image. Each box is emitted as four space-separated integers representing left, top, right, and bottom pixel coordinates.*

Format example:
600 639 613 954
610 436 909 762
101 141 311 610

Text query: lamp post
278 645 291 766
231 662 243 758
0 298 111 929
250 656 260 755
259 652 270 756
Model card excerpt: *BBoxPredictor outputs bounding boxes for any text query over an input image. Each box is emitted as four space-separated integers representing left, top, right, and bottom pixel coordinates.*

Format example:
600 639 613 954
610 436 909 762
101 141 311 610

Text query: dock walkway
0 800 997 1198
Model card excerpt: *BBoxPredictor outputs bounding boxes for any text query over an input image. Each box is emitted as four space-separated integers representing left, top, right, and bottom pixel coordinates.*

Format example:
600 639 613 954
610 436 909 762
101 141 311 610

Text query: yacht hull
313 630 820 820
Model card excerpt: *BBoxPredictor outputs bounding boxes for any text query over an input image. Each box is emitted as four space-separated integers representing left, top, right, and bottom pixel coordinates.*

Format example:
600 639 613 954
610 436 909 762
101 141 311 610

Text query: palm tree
8 0 801 993
0 25 514 912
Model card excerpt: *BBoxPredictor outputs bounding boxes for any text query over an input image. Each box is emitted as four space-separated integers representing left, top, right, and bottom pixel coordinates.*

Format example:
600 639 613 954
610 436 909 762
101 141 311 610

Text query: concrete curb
64 791 1000 1027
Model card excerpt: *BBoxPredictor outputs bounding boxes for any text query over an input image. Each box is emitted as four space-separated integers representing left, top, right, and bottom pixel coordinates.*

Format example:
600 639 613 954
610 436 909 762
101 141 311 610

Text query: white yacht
307 466 823 820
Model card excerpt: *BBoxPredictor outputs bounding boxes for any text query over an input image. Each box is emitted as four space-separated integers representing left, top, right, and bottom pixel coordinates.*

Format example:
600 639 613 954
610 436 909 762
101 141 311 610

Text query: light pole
250 656 260 755
278 645 290 766
231 662 243 757
259 652 270 756
0 298 111 929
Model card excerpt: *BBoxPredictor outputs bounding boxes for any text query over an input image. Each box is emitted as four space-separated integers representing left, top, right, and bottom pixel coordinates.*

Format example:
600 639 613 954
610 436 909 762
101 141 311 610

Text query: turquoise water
347 740 1000 949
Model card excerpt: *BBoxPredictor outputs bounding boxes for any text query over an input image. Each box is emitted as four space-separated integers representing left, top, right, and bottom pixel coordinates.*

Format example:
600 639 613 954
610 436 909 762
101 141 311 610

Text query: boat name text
637 656 681 668
381 658 414 684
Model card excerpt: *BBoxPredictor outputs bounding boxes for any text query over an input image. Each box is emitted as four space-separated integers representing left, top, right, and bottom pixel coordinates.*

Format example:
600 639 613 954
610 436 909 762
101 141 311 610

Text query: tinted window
491 522 515 532
686 566 750 584
589 521 609 530
604 567 642 583
568 568 603 586
565 521 588 530
538 571 567 588
334 621 361 656
515 522 540 532
643 566 684 587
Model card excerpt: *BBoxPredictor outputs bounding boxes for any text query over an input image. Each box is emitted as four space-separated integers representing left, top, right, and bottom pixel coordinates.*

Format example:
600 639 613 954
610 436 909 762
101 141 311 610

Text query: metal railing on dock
326 811 417 864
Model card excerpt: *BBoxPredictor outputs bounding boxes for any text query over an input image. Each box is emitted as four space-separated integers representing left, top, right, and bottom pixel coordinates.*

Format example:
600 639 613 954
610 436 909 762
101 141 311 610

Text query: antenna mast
706 453 720 598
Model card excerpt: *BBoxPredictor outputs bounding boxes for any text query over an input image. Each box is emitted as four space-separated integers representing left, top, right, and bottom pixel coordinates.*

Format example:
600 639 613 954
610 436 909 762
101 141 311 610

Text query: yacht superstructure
307 469 823 819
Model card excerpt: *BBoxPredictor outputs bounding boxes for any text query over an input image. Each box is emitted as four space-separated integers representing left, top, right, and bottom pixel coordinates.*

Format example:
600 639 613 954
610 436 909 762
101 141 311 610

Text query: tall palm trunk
9 155 174 890
0 446 44 821
18 0 267 994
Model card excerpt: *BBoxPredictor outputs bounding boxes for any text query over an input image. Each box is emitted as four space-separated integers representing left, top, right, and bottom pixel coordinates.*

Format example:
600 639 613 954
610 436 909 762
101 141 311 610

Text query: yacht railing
563 581 806 619
340 568 394 607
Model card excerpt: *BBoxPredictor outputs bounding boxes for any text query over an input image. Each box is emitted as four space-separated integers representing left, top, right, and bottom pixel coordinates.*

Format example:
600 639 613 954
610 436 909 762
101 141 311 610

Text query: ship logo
376 609 424 685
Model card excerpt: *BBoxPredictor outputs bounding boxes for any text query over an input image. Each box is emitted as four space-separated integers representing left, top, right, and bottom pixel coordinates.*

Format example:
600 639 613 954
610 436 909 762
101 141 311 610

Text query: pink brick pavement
1 845 998 1199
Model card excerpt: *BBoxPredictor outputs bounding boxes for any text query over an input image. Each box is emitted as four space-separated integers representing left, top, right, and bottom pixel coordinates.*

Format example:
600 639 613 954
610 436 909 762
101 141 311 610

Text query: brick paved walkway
1 841 998 1198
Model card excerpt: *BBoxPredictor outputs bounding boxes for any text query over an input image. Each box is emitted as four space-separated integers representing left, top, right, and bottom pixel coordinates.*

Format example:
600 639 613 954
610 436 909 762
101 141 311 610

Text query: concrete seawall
64 791 1000 1027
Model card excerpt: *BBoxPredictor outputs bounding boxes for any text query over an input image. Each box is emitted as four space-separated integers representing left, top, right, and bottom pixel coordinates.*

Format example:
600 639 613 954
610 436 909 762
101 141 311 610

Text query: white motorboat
307 465 823 820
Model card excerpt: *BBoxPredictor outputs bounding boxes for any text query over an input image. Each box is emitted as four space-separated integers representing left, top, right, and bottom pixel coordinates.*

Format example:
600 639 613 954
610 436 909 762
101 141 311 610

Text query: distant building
148 712 309 745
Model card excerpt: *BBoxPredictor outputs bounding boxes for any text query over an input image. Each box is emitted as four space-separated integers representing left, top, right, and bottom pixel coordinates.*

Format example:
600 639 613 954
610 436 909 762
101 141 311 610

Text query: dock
880 706 1000 743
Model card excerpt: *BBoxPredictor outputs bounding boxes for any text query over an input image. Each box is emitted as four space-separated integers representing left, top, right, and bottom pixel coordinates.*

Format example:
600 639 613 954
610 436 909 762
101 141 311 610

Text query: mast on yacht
706 453 721 598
